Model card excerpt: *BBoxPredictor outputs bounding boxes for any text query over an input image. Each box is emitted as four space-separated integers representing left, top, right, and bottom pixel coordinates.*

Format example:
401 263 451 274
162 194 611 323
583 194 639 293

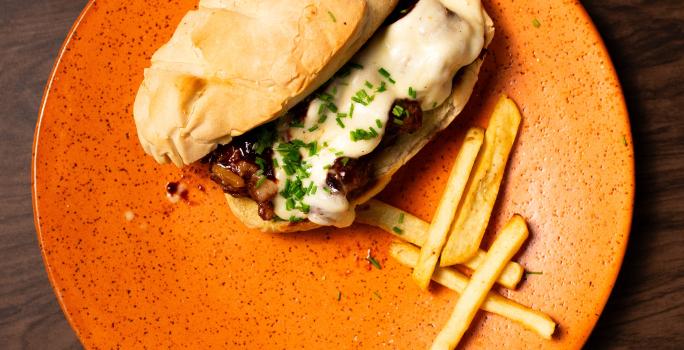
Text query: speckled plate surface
32 0 634 348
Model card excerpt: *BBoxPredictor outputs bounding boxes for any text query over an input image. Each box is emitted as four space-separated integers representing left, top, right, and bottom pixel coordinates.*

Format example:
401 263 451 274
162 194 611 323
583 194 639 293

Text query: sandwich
134 0 494 232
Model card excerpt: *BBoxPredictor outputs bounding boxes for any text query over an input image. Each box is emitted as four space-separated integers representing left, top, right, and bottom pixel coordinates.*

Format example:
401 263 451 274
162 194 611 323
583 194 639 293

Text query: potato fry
440 96 522 266
390 242 555 339
431 215 530 350
413 128 484 290
356 200 523 289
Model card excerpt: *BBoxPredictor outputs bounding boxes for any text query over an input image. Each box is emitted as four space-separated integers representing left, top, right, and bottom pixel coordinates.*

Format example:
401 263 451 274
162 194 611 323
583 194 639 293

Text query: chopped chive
393 118 404 125
323 164 331 170
306 181 315 194
375 119 383 128
376 81 387 93
392 226 403 234
408 86 417 99
349 103 355 117
323 141 329 147
286 198 295 210
349 63 364 70
289 216 304 223
398 213 405 224
373 291 382 299
310 185 317 195
341 157 350 166
366 252 382 270
378 67 396 84
369 127 378 137
526 271 544 275
335 151 344 156
337 291 342 301
319 92 334 102
290 120 304 128
308 125 319 132
336 117 345 128
365 81 374 89
337 112 347 119
351 96 366 105
323 187 332 194
328 10 337 23
255 176 266 188
255 157 266 171
532 18 541 28
392 105 406 117
622 135 628 146
272 158 279 167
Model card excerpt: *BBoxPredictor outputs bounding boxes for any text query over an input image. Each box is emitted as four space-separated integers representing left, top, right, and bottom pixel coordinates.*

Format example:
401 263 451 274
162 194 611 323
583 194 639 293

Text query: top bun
134 0 398 166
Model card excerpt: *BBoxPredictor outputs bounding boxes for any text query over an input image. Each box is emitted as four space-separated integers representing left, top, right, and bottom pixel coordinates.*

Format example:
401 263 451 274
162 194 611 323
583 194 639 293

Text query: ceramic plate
33 0 634 348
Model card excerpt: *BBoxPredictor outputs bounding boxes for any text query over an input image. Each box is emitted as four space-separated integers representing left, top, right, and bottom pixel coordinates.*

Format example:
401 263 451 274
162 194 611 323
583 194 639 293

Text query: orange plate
32 1 634 348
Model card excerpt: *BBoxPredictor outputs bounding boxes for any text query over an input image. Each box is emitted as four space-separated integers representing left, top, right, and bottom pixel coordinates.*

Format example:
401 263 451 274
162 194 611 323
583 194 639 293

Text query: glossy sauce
272 0 486 225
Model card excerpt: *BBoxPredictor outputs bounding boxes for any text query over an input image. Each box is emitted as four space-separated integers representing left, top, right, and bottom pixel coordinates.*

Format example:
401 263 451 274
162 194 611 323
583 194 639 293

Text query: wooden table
1 1 681 348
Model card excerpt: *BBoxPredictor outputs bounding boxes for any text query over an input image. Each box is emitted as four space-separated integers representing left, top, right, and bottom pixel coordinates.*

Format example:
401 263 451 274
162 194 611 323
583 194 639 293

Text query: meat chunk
326 157 372 197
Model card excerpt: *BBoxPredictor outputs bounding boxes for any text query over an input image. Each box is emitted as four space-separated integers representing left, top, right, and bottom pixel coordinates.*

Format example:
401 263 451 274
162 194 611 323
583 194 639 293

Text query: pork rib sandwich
134 0 494 232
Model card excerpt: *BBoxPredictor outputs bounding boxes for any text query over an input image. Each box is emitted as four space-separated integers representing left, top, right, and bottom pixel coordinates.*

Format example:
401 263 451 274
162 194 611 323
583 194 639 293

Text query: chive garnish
349 103 355 117
255 176 266 188
366 251 382 270
378 67 396 84
337 291 342 301
373 291 382 299
336 117 345 128
255 157 267 171
289 216 304 223
375 119 383 128
399 213 405 224
526 271 544 275
308 125 319 132
393 118 404 125
376 81 387 93
328 10 337 23
349 63 364 70
341 157 350 166
392 226 403 234
408 86 417 99
532 18 541 28
365 81 374 89
392 105 406 117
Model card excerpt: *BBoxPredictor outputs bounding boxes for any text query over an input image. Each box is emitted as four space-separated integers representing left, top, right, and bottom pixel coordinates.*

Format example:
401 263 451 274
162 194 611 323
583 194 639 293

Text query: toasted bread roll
134 0 398 166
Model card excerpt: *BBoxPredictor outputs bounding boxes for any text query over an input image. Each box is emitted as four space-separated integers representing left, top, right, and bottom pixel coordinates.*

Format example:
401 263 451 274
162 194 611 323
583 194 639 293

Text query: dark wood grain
0 1 681 349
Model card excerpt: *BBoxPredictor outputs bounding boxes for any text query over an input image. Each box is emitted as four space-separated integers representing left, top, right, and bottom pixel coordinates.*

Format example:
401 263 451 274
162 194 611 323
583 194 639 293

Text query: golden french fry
440 96 522 266
390 241 555 339
413 128 484 290
356 200 523 289
431 215 530 350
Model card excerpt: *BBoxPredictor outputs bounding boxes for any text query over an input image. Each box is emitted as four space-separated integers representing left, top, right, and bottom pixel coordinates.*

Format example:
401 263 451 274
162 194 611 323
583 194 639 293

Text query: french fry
356 200 523 289
413 128 484 290
390 242 556 339
431 215 530 350
440 96 522 266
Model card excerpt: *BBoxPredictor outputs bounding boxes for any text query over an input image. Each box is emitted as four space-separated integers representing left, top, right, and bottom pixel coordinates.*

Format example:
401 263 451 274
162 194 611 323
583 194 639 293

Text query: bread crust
134 0 398 166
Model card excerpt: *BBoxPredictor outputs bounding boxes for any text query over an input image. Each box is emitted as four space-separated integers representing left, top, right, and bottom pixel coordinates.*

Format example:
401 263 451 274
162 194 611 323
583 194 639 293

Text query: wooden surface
0 0 681 349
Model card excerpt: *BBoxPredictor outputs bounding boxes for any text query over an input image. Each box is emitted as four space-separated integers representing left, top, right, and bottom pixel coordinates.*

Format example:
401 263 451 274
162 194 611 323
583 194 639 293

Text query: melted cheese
271 0 486 226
